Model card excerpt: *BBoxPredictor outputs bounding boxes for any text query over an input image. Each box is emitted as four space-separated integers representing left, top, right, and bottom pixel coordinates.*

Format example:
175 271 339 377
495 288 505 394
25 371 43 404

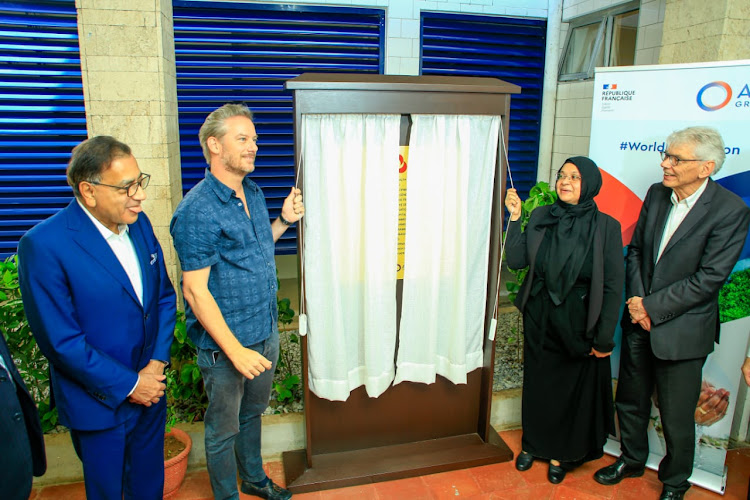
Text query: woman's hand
589 348 611 358
505 188 523 221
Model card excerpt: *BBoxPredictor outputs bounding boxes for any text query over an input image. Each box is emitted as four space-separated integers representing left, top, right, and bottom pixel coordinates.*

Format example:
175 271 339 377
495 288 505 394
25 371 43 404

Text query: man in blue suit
18 136 176 500
0 331 46 500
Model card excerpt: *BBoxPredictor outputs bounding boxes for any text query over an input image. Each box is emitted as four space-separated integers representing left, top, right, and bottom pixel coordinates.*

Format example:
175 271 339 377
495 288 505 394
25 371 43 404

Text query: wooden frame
283 74 521 493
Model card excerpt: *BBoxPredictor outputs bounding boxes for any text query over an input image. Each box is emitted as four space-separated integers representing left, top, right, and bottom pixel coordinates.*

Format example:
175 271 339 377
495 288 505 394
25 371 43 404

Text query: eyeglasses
89 173 150 197
556 172 581 182
659 151 704 167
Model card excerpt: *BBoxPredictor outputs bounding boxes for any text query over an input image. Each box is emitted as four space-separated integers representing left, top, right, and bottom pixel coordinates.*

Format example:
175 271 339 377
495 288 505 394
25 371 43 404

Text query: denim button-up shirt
170 169 278 350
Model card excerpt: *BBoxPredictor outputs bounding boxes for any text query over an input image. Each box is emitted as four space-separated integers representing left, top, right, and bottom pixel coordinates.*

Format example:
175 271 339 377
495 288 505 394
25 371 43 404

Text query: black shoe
548 462 566 484
593 458 645 485
240 478 292 500
515 451 534 471
659 489 685 500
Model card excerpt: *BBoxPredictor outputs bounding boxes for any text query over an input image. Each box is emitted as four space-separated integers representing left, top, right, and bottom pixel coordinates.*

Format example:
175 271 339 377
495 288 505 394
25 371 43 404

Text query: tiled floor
31 430 750 499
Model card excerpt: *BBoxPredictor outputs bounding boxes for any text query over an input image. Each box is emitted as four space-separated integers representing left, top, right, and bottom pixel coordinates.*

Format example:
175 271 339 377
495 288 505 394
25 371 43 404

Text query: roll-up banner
589 60 750 494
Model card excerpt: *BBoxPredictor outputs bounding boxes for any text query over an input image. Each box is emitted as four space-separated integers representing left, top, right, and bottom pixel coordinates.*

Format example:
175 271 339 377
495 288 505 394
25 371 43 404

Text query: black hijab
537 156 602 305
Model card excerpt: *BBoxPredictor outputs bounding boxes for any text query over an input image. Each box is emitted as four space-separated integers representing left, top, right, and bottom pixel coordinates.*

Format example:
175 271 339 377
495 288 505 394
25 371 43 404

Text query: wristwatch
279 214 294 226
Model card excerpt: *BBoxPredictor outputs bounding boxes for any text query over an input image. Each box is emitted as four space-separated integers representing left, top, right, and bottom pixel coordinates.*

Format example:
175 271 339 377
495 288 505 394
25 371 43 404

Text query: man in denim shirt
170 104 303 500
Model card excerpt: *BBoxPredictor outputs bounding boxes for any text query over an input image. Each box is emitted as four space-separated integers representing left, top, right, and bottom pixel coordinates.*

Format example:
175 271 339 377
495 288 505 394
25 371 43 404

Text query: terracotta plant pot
163 427 193 499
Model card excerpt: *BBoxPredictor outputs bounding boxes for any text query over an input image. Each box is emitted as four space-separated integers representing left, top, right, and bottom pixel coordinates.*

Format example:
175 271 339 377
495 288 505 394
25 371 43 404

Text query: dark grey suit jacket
0 331 46 499
625 179 750 360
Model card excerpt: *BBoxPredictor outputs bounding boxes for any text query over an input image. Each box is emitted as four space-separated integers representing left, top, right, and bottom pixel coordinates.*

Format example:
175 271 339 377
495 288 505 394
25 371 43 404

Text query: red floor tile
292 492 322 500
612 471 663 499
373 476 433 500
174 469 214 500
551 483 610 499
490 483 555 499
317 483 378 499
516 457 551 486
469 462 527 493
422 469 483 498
35 482 87 500
31 432 750 500
500 428 523 455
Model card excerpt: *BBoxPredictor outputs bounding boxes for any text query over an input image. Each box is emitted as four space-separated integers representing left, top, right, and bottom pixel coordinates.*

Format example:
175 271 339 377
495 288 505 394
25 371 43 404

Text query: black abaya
520 231 615 463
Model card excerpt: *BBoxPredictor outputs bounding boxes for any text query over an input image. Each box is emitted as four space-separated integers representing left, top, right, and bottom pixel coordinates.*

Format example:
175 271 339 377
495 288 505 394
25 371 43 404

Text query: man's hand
129 373 166 407
589 348 612 358
281 187 304 223
226 346 272 380
627 296 652 331
140 359 166 376
742 357 750 387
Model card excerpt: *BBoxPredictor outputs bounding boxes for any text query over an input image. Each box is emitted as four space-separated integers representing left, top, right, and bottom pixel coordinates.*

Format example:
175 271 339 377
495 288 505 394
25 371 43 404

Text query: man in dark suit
0 332 46 500
18 136 176 500
594 127 750 499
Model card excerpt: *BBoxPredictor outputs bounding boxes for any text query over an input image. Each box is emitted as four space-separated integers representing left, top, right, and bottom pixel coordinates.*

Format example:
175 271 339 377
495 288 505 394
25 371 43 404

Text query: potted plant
162 312 203 498
163 423 192 499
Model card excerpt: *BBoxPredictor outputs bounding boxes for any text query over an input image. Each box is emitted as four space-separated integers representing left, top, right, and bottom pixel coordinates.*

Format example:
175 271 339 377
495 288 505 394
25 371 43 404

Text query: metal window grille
421 12 547 199
172 1 385 254
0 0 86 259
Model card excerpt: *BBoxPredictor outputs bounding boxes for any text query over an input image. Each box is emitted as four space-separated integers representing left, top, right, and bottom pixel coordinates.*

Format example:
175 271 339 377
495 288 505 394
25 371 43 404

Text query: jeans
198 332 279 500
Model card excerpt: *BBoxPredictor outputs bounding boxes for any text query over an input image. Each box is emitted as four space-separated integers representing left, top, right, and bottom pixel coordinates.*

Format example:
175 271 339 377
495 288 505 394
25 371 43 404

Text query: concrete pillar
659 0 750 63
75 0 182 290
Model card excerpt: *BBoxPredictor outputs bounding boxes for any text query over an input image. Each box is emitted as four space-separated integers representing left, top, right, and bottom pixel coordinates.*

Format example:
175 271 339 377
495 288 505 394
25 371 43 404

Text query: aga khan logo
696 81 733 111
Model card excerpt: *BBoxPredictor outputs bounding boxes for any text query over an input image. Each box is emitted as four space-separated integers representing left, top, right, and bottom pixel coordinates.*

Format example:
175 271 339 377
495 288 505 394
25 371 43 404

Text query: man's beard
222 154 254 176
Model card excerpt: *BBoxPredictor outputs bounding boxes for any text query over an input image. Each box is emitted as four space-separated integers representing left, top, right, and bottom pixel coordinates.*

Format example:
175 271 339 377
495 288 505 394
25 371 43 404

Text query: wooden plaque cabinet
283 73 521 493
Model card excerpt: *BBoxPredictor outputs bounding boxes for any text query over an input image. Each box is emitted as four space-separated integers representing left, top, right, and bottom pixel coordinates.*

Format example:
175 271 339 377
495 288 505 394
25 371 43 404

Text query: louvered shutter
0 0 85 259
172 1 385 254
421 12 546 199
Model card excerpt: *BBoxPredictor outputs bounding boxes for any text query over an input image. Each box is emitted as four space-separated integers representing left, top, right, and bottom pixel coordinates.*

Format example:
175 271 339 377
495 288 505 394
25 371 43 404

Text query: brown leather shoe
593 458 644 485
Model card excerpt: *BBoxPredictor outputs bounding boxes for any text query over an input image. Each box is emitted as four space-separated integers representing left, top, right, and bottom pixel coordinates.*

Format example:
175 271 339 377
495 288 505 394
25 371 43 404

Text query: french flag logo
603 84 618 89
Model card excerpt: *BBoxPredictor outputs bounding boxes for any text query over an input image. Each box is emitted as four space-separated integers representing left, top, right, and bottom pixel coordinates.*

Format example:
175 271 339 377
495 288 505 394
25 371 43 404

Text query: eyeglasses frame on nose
659 151 704 167
556 173 581 182
88 173 151 197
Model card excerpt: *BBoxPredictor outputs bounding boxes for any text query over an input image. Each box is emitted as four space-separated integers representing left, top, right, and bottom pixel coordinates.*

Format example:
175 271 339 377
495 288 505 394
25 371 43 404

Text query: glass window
559 22 604 76
609 10 639 67
559 4 639 81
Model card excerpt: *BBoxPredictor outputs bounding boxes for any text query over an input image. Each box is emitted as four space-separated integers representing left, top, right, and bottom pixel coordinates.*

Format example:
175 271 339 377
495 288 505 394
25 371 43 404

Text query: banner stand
590 60 750 496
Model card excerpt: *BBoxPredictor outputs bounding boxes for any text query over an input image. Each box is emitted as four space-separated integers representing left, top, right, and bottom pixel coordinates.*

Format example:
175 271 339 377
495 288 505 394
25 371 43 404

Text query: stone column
659 0 750 63
75 0 183 291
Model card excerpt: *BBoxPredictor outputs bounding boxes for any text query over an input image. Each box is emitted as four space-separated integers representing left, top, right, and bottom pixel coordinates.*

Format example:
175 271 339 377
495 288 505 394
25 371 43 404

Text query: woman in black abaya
504 156 624 484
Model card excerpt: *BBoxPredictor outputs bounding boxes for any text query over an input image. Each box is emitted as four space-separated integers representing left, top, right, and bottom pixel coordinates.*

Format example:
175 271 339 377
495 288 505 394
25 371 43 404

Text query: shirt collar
670 178 709 208
76 199 129 239
203 168 258 203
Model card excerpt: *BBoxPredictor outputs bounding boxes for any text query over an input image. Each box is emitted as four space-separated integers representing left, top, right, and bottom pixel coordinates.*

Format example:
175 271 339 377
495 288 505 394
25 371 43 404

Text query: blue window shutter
421 13 546 199
0 0 86 259
172 1 385 254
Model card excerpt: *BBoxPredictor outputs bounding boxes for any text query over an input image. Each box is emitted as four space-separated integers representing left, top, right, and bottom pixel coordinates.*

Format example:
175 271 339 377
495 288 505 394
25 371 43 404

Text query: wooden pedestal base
282 428 513 494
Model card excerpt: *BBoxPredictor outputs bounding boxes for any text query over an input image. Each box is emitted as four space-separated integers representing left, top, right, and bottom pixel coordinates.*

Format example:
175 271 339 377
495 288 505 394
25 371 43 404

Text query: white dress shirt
656 179 709 263
77 200 144 396
77 200 143 304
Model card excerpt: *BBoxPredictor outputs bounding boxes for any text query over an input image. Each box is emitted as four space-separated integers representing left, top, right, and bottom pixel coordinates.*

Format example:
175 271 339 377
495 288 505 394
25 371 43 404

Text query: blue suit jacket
18 201 176 431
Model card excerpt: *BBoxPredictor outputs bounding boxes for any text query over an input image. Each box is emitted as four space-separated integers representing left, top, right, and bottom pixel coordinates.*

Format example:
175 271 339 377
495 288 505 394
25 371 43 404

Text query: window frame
558 1 639 82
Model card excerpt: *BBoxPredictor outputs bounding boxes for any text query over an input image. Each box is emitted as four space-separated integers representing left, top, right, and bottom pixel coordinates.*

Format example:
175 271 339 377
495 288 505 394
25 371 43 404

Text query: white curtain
302 114 401 401
395 114 500 385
